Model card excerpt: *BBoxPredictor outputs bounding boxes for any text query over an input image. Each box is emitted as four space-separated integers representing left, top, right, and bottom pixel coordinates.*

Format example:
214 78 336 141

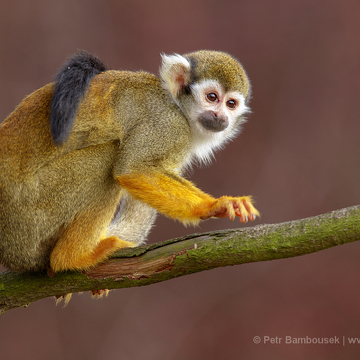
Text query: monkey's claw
55 293 73 306
90 289 110 299
234 197 259 223
208 196 259 223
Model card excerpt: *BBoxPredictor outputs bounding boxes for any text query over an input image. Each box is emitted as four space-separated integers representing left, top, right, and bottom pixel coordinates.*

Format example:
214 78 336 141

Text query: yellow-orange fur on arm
117 172 259 225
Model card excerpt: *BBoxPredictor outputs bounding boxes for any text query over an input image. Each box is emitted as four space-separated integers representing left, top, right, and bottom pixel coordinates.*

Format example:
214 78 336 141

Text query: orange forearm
117 172 259 225
117 172 216 225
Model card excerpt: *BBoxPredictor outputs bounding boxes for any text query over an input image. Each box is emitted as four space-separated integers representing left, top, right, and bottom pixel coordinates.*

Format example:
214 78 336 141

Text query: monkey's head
160 50 251 159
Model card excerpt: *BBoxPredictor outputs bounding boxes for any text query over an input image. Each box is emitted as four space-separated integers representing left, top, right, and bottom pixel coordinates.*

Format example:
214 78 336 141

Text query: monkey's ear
159 54 191 100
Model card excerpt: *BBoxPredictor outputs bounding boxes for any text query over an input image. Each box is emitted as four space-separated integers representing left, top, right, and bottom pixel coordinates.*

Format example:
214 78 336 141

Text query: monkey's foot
90 289 110 299
50 236 136 272
201 196 259 223
55 293 73 306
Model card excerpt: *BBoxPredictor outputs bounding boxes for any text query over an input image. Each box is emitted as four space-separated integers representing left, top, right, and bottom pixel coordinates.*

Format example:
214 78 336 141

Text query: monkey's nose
198 111 229 132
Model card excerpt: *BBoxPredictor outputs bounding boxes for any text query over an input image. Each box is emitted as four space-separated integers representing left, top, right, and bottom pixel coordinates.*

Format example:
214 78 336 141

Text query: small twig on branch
1 205 359 314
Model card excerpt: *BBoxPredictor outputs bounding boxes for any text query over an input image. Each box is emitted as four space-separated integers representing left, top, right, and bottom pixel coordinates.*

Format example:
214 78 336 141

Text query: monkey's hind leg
49 211 136 273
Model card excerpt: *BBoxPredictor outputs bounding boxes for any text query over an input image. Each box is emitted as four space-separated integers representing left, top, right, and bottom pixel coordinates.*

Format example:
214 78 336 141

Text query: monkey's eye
206 93 218 102
226 99 237 109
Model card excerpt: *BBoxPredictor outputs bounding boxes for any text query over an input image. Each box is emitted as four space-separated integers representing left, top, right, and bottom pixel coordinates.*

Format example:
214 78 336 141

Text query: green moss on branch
0 205 359 314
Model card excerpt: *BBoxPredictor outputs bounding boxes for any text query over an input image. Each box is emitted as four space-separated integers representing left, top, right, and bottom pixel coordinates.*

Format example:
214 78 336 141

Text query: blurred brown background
1 0 360 359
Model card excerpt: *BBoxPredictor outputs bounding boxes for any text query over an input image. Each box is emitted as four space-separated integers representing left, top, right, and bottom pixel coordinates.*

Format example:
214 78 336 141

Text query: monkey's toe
90 289 110 299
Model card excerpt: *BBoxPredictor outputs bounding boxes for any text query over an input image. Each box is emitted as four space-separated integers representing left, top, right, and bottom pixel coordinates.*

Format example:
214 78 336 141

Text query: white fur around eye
190 79 224 106
190 79 249 116
225 92 250 116
184 79 250 168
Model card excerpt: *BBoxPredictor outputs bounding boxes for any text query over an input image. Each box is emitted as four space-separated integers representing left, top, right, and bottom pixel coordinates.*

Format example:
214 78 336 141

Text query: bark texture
0 205 359 314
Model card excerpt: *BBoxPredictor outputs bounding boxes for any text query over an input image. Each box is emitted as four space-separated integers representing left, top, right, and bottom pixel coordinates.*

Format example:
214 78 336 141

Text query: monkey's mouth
198 111 228 132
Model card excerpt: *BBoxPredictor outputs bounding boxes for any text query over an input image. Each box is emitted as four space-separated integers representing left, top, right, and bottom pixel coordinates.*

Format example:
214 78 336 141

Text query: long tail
50 51 107 146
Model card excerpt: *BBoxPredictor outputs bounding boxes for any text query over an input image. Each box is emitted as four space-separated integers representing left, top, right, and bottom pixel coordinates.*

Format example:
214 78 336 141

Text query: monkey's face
159 50 251 164
188 79 249 135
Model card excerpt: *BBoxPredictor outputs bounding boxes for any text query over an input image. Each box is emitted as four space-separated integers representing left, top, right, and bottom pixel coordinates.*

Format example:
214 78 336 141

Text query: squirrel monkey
0 50 259 274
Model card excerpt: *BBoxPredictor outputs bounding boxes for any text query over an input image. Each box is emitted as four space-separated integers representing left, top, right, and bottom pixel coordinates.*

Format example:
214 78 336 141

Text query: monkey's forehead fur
183 50 250 96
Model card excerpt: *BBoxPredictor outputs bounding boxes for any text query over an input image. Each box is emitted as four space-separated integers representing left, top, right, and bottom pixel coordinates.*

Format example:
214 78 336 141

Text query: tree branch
1 205 359 314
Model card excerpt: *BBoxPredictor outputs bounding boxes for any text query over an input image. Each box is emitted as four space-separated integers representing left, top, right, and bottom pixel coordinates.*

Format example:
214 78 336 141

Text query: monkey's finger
233 200 249 223
239 211 249 223
243 198 260 221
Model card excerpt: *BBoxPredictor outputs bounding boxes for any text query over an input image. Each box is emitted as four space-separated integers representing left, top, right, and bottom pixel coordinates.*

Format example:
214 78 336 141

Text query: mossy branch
1 205 359 314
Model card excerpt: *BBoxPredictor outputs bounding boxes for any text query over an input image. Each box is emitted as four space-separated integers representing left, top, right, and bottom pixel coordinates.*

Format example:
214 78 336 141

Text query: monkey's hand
200 196 259 223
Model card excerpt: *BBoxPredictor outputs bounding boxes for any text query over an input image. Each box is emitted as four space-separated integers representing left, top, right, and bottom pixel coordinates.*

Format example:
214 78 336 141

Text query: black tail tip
50 51 108 146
